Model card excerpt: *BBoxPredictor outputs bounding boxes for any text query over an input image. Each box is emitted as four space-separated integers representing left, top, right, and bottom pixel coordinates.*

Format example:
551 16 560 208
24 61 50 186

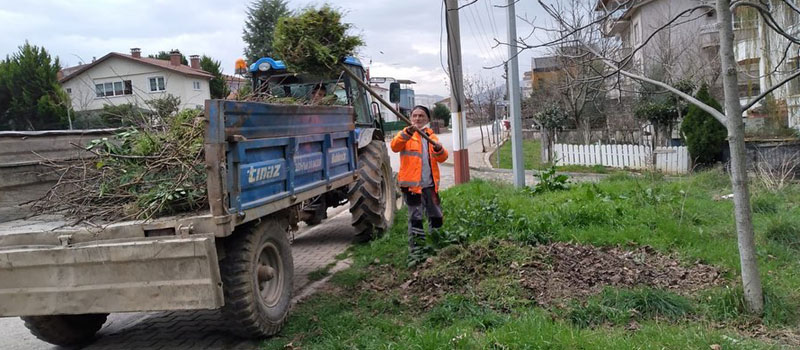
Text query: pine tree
433 103 451 127
242 0 290 63
147 51 188 65
680 84 727 165
200 55 230 99
0 41 68 130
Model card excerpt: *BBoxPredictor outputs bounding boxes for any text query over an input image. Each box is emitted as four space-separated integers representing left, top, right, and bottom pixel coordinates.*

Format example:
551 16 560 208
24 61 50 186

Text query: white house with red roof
60 48 213 112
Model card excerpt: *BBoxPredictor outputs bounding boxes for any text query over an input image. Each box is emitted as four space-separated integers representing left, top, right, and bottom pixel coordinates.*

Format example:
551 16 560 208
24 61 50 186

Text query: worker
390 105 448 259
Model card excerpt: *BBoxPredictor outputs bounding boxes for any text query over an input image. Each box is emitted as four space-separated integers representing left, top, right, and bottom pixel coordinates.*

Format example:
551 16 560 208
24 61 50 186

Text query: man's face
411 109 429 129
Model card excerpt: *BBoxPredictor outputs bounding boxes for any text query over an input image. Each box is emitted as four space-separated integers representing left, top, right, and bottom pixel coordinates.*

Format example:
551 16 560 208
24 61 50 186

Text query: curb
291 258 353 306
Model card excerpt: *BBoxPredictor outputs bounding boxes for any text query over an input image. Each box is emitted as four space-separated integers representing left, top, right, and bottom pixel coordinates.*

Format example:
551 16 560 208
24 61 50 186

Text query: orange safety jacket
391 128 448 194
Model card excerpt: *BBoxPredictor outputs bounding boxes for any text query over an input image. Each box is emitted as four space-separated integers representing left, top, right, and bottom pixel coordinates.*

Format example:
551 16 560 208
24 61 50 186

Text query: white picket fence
553 143 691 174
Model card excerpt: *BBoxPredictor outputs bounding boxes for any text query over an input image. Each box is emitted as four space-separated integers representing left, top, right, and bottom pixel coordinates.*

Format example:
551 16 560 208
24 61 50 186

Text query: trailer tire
221 216 293 338
21 313 108 347
349 140 396 242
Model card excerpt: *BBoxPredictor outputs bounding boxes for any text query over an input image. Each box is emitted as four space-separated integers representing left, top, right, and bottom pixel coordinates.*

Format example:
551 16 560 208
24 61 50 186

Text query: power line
465 2 505 66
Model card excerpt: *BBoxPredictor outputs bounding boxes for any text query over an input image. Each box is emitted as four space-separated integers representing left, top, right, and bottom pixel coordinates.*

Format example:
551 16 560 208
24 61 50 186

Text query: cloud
0 0 552 96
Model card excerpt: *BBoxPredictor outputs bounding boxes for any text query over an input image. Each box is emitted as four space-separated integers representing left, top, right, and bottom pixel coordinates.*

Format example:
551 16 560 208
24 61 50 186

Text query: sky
0 0 552 96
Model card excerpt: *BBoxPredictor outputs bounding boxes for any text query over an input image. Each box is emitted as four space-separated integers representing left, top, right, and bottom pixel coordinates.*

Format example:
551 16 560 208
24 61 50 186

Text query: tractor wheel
349 140 396 242
21 313 108 347
220 216 293 338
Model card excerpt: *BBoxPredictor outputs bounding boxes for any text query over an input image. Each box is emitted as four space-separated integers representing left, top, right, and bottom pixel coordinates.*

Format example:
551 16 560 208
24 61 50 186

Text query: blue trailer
0 57 399 345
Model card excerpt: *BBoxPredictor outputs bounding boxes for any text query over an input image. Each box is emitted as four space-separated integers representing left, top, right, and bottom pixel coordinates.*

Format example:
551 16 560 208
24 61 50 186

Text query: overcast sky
1 0 552 96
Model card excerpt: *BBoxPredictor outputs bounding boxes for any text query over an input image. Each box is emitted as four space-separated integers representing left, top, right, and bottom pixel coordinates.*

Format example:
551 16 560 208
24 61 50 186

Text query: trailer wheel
349 140 396 242
221 216 293 338
21 313 108 347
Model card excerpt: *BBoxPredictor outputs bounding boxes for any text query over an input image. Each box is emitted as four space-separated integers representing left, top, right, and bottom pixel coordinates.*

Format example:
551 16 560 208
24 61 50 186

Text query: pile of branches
33 109 208 223
273 5 363 76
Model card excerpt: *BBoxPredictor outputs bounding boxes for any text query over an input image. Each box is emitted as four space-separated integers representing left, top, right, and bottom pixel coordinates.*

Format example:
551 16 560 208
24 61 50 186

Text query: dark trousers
403 187 443 252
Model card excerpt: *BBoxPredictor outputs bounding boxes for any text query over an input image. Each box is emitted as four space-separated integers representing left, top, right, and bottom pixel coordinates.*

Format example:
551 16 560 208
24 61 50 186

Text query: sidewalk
443 135 498 169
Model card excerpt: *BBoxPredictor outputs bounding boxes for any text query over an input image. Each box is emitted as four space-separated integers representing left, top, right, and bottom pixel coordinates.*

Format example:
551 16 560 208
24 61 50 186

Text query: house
60 48 213 113
223 74 249 96
596 0 800 129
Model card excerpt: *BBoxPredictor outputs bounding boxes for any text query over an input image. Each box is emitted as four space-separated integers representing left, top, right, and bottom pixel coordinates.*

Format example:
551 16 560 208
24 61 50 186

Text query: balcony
699 23 719 48
602 17 630 37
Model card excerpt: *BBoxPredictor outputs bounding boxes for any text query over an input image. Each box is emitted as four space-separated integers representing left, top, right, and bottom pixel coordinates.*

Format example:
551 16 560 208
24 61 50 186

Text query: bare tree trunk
479 118 486 152
541 128 551 164
717 0 764 315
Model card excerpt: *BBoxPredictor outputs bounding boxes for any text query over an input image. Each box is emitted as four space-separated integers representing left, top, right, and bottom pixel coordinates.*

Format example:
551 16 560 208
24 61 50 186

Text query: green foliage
701 285 797 326
100 103 158 127
145 94 181 120
263 174 800 349
0 41 69 130
527 166 570 194
243 0 291 63
273 5 364 77
681 84 727 165
147 50 188 65
533 103 568 130
42 108 207 221
199 55 230 99
567 288 693 328
433 103 451 127
764 215 800 248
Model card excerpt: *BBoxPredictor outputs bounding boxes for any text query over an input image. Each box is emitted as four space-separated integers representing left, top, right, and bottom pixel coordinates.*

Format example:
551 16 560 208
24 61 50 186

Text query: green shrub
680 85 727 165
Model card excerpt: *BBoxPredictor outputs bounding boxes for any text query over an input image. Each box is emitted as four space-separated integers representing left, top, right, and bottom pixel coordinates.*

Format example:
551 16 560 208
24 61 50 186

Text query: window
192 81 201 90
95 80 132 97
66 88 72 94
149 76 166 92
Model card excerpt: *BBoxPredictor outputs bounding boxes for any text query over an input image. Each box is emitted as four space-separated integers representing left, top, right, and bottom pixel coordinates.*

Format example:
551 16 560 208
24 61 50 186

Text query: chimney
189 55 200 69
130 48 141 58
169 50 181 66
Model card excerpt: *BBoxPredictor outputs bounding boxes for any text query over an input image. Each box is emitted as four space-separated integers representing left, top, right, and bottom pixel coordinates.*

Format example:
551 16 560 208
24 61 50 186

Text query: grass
263 170 800 349
491 139 617 173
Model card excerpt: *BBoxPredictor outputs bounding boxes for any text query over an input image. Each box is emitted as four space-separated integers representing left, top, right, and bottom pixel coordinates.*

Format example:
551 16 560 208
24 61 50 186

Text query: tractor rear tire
349 140 396 242
220 216 293 338
21 313 108 347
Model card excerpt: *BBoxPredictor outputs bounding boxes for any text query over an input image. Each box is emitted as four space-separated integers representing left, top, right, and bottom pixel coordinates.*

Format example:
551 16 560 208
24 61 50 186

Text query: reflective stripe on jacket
391 128 448 194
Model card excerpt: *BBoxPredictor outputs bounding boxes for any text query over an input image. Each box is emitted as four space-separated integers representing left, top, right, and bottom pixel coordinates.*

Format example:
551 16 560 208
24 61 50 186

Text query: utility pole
445 0 470 184
506 0 524 187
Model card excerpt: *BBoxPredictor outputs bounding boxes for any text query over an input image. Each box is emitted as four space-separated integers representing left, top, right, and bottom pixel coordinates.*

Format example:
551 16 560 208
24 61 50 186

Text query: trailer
0 57 399 346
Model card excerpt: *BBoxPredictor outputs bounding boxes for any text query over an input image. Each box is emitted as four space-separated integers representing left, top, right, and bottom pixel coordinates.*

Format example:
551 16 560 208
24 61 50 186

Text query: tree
534 104 568 163
0 42 68 130
464 75 502 152
680 84 727 165
200 55 230 99
634 80 694 149
547 0 610 144
433 103 451 127
147 51 188 65
273 5 363 76
242 0 291 63
504 0 800 315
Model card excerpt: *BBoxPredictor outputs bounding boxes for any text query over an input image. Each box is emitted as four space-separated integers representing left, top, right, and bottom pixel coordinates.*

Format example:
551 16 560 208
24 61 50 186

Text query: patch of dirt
520 242 724 305
379 241 725 307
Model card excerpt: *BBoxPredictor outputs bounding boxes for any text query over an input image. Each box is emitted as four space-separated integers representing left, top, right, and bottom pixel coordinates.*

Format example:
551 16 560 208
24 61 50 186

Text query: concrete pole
506 0 525 187
445 0 470 184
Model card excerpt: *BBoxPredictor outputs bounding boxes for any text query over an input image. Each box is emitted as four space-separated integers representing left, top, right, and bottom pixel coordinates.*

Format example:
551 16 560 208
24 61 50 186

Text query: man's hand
432 142 443 153
404 126 419 136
